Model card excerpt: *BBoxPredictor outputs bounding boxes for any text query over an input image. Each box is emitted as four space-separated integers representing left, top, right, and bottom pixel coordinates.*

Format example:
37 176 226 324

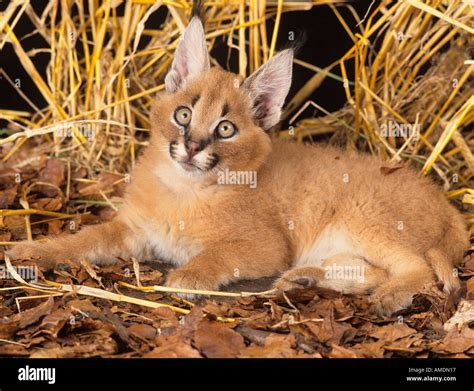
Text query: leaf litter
0 0 472 359
0 136 473 360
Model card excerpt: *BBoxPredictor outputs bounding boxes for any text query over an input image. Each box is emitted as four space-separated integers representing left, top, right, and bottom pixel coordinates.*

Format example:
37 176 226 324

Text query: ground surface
0 154 473 358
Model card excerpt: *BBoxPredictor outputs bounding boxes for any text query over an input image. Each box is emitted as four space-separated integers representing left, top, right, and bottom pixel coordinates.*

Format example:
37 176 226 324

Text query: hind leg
274 252 388 295
361 244 435 316
275 244 436 316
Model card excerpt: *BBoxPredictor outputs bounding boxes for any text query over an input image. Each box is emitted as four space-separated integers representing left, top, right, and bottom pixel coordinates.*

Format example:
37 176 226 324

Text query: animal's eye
216 120 236 139
174 106 192 126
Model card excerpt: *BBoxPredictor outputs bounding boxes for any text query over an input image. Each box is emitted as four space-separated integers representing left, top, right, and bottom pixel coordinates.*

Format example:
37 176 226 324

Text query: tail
425 248 460 293
439 210 470 264
425 212 469 293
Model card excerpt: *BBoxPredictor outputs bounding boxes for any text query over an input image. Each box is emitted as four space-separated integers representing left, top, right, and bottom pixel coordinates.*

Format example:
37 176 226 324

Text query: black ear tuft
192 0 205 23
280 29 307 56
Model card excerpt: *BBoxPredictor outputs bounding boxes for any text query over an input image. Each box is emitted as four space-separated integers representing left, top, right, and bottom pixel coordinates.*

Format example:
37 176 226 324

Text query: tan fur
7 18 469 317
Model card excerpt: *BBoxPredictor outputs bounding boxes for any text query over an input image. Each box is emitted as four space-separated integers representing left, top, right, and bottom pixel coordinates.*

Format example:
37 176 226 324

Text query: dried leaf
327 344 358 358
78 172 123 197
240 333 297 358
128 324 157 340
0 185 18 208
145 335 201 358
194 319 245 358
0 318 19 339
38 309 71 338
370 322 417 342
18 297 54 329
444 300 474 331
38 158 64 197
434 326 474 354
31 338 118 358
380 165 404 176
31 197 63 211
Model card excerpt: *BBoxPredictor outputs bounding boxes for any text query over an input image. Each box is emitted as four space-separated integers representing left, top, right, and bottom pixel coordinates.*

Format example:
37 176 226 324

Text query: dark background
0 0 376 128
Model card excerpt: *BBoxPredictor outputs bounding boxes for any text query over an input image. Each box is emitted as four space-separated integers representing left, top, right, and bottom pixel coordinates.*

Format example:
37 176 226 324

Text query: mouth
177 160 203 172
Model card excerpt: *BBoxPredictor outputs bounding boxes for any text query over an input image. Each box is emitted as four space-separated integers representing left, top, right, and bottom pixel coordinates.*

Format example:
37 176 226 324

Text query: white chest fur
144 221 202 266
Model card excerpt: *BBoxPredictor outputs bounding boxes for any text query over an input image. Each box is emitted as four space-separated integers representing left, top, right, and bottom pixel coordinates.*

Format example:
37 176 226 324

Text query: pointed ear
242 49 293 131
165 17 210 92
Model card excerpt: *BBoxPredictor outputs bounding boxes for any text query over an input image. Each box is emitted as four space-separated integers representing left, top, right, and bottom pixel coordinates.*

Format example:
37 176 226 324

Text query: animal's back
265 139 469 264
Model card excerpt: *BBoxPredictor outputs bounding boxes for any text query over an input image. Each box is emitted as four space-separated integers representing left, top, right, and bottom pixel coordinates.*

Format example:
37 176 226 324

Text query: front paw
6 241 48 262
6 241 59 270
165 268 219 299
273 269 316 292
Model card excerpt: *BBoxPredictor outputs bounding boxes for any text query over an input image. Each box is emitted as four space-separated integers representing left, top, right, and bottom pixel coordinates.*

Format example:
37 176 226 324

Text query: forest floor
0 154 473 358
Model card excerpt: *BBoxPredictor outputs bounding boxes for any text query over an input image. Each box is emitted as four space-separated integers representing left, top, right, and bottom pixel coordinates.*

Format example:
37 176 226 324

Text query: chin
173 159 213 178
177 161 203 173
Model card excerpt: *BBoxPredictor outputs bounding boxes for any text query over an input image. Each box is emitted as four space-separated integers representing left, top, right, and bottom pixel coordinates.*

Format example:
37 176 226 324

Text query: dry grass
0 0 472 229
282 1 473 228
0 1 472 352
